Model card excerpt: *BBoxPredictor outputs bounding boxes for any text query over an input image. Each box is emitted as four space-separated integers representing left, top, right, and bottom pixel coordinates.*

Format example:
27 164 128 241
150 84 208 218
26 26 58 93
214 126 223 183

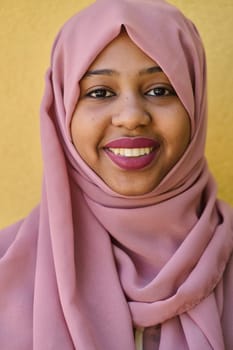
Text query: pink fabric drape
0 0 233 349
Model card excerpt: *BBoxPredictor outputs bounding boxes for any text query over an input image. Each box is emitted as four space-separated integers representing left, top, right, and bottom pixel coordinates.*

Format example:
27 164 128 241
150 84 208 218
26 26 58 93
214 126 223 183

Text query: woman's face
71 32 191 196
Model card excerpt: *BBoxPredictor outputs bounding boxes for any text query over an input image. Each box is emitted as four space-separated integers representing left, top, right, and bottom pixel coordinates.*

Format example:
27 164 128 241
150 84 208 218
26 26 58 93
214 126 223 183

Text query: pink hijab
1 0 233 349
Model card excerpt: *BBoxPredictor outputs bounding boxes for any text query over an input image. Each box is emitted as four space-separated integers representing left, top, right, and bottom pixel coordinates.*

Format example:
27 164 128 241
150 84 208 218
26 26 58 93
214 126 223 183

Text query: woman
0 0 232 349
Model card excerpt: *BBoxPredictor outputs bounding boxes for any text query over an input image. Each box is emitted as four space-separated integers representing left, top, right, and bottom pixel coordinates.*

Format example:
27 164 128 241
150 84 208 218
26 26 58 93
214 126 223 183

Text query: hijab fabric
0 0 233 349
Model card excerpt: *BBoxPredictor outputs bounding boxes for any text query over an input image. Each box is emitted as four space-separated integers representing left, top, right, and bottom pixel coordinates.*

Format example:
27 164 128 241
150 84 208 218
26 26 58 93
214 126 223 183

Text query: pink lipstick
104 137 160 170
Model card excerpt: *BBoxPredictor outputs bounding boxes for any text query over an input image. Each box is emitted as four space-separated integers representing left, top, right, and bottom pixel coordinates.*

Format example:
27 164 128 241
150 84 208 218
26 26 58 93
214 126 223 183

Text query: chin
108 180 159 197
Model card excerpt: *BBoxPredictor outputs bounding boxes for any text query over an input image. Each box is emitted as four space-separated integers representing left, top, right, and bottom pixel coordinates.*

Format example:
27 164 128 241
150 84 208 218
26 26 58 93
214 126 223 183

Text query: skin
71 32 191 196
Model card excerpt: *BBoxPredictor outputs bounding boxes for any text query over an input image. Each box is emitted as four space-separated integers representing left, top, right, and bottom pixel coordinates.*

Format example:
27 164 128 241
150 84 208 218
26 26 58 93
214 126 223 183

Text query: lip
104 137 160 170
105 137 159 148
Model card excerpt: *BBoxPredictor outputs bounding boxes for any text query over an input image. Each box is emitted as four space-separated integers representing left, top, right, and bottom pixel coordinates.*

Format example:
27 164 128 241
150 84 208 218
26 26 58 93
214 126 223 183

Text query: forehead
87 32 158 71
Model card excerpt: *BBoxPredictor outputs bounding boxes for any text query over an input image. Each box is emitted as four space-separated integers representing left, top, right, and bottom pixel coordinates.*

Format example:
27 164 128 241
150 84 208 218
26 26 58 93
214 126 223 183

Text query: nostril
112 108 151 129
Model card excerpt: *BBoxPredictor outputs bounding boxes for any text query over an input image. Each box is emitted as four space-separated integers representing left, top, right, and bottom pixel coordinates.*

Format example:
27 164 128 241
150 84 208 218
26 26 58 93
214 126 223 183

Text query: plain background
0 0 233 228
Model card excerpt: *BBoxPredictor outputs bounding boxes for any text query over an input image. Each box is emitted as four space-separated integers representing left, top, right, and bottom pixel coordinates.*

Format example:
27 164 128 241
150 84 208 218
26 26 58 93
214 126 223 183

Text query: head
70 30 191 196
46 0 207 198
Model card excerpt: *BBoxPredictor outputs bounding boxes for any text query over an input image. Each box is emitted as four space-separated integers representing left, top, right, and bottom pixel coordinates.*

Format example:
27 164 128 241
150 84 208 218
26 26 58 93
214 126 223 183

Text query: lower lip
104 149 158 170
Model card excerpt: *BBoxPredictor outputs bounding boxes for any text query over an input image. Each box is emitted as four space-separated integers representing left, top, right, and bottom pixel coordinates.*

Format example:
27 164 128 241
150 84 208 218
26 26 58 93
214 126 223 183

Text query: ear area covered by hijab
0 0 232 349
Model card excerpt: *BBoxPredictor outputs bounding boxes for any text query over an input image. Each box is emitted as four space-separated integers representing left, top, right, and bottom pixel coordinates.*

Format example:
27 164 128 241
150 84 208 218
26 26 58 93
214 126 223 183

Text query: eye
146 86 176 97
86 88 115 99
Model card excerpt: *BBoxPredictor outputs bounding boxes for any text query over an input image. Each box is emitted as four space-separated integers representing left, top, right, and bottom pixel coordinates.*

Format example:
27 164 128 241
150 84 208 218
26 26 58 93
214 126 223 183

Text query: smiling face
70 32 191 196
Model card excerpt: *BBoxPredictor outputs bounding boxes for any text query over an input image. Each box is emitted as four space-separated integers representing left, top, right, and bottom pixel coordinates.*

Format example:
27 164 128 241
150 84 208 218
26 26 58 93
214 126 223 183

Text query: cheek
71 107 96 143
178 110 191 146
70 115 82 149
70 113 92 160
70 110 103 167
171 112 191 155
159 106 191 156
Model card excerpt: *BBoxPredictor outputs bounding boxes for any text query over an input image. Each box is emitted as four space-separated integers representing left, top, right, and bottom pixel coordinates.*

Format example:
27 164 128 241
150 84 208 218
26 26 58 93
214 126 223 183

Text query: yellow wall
0 0 232 228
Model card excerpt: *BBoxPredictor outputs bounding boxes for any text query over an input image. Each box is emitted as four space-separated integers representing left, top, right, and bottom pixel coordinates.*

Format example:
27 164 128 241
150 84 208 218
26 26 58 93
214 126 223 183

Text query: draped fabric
0 0 233 349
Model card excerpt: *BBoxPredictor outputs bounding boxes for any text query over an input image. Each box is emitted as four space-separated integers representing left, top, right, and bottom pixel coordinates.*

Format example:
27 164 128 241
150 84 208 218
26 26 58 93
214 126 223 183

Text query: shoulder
0 206 40 258
221 253 233 348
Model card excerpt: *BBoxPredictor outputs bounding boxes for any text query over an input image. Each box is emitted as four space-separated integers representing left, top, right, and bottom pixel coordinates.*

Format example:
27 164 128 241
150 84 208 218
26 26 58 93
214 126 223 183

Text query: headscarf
0 0 233 349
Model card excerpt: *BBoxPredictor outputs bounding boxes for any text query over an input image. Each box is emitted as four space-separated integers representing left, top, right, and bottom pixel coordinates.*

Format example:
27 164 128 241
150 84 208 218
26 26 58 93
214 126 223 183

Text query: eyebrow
83 66 163 78
83 69 117 78
139 66 163 75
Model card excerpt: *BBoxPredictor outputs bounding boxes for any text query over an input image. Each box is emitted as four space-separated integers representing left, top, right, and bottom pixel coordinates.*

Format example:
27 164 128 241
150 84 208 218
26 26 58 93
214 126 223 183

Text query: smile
108 147 153 157
104 137 160 170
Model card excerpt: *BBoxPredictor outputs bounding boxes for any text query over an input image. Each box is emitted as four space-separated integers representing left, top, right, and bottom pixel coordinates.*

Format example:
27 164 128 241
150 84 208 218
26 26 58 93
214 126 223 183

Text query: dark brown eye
87 88 115 98
146 86 176 97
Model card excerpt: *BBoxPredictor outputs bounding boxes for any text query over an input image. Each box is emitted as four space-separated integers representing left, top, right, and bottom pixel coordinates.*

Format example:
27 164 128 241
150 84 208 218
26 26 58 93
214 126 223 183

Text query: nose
111 94 151 130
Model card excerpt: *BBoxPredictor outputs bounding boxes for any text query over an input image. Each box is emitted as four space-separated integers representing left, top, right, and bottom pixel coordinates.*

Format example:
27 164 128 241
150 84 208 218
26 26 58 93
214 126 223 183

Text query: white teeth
109 147 153 157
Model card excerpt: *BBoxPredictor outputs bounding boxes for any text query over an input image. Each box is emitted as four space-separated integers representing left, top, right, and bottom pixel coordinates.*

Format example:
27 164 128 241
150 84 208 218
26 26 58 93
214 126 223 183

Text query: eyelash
146 86 176 97
85 86 176 99
86 88 115 99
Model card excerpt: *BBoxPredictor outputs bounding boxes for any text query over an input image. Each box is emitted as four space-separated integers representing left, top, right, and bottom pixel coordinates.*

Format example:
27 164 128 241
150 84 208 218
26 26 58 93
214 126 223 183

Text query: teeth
109 147 153 157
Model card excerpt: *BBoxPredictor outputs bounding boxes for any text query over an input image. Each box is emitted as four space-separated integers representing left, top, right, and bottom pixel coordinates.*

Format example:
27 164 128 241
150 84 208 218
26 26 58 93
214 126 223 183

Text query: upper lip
104 137 160 149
